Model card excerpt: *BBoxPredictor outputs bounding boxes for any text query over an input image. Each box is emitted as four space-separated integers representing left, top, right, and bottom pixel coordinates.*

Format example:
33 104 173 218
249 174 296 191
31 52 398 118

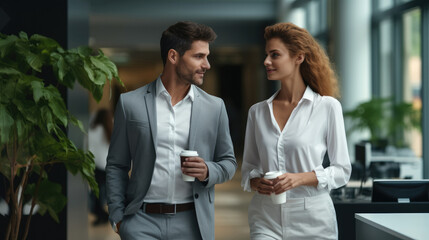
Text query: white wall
331 0 372 161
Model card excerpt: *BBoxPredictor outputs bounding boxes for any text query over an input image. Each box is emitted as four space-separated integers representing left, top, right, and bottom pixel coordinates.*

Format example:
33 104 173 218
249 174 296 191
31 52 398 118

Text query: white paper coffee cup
264 171 286 204
180 150 198 182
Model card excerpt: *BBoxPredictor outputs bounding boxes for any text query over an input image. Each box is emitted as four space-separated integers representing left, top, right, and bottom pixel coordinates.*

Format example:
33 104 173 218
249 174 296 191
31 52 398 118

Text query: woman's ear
167 49 178 64
296 53 305 64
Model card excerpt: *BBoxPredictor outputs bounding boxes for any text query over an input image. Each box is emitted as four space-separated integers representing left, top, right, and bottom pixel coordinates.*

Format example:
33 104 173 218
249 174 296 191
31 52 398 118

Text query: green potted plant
0 32 123 240
344 98 389 148
388 101 421 148
344 97 421 150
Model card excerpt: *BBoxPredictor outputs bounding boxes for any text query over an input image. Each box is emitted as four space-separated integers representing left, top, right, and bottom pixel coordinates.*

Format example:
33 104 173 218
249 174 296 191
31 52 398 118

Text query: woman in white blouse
241 22 352 239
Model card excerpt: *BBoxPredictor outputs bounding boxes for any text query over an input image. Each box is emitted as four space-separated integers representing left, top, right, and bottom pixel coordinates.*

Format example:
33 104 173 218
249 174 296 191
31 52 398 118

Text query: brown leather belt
142 202 195 214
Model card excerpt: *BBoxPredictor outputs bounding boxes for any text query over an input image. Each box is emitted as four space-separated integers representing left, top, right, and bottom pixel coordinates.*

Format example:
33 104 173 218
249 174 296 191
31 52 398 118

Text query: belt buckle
164 204 176 215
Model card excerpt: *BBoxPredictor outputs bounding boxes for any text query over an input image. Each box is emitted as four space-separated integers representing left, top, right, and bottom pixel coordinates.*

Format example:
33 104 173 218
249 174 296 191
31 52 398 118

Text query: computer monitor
355 142 372 184
355 142 371 169
372 179 429 203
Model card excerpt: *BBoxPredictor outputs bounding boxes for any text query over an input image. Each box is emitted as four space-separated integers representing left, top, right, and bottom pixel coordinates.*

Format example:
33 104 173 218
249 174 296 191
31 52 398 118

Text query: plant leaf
93 70 107 86
0 104 14 144
30 34 60 51
25 180 67 223
25 51 44 72
0 68 20 103
73 46 92 57
69 115 85 133
45 85 68 127
83 59 95 82
0 153 11 180
0 66 21 75
19 31 29 40
90 56 113 80
31 80 44 103
0 34 18 58
51 52 69 83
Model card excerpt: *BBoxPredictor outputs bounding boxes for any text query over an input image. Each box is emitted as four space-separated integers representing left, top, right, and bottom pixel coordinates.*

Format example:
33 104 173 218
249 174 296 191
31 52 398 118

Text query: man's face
175 40 211 86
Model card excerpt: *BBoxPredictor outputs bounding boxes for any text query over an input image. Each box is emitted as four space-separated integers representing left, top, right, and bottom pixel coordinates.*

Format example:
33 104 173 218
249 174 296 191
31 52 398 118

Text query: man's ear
296 53 305 64
168 49 179 64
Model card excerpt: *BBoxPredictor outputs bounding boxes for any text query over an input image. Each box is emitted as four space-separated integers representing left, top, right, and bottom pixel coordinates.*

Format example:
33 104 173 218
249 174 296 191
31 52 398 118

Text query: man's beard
175 66 204 86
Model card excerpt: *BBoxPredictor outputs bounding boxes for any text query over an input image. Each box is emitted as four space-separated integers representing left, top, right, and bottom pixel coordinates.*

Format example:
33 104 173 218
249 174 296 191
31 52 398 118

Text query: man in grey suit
106 21 237 240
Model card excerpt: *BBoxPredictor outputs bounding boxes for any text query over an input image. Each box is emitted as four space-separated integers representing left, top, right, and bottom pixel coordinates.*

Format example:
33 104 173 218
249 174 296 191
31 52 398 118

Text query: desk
334 201 429 240
370 156 422 179
355 213 429 240
345 180 372 188
355 143 422 179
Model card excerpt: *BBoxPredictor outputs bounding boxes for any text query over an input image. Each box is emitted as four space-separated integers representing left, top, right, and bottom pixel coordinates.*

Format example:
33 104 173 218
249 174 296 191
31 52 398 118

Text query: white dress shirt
241 86 351 198
144 77 194 204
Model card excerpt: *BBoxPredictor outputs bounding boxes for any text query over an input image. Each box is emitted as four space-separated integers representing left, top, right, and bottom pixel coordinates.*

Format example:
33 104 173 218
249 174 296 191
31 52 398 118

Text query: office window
379 19 394 98
289 7 306 27
399 0 414 4
372 0 429 177
286 0 329 50
376 6 422 156
378 0 394 11
402 8 421 155
307 0 321 34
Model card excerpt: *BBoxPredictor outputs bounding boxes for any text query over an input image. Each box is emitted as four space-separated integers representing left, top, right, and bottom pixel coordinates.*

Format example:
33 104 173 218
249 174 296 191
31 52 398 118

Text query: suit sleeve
205 100 237 188
106 95 131 224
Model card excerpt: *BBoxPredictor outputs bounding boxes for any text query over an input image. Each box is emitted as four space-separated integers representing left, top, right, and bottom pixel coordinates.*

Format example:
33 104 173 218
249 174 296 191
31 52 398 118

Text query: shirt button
194 194 199 199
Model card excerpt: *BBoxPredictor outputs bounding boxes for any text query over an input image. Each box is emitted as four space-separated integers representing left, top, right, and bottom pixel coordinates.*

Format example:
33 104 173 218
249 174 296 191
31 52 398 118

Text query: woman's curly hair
264 22 339 98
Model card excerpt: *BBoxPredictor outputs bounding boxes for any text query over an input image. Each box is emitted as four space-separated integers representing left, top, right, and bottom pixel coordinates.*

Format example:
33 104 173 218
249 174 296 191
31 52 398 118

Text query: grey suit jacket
106 80 237 240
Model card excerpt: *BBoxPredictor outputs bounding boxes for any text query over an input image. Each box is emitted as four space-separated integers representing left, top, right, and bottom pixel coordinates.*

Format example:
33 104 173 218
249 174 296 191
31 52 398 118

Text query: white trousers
248 193 338 240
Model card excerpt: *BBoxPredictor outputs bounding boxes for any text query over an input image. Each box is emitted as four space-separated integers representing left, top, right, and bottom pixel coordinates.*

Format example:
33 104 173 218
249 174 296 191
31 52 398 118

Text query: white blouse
241 86 352 198
88 125 109 171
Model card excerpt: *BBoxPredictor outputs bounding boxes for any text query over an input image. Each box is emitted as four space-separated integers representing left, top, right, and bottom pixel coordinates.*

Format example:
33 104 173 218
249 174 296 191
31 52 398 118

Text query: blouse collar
266 85 315 104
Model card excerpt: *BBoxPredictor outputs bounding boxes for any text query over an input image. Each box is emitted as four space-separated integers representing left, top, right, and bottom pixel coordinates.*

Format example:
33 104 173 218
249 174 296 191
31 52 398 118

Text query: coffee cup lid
180 150 198 156
264 171 282 179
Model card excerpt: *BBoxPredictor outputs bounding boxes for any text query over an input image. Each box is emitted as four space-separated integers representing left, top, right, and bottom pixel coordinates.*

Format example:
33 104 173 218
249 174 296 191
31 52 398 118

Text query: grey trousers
119 209 202 240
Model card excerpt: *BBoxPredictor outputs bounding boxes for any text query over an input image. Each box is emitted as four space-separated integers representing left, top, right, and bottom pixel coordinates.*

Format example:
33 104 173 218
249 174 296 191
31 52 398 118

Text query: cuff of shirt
241 169 264 192
112 221 118 233
314 165 329 190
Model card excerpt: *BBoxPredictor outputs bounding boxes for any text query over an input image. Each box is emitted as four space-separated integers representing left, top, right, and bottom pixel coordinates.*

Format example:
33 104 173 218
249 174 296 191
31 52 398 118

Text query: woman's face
264 38 301 81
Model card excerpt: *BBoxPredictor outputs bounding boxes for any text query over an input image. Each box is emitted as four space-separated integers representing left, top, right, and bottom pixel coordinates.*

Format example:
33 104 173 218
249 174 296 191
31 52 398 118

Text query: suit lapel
145 82 157 148
188 87 200 150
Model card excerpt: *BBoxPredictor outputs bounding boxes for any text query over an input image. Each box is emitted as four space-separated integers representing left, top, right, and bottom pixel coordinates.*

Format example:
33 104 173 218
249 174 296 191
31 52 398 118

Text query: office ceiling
89 0 277 50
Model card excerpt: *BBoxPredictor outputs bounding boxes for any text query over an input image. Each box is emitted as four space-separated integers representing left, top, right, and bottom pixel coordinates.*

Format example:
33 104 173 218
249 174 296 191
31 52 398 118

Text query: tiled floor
88 214 120 240
89 169 253 240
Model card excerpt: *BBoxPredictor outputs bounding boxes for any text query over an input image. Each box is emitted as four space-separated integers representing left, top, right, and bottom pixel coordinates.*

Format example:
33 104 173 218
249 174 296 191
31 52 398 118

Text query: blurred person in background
241 22 351 239
89 108 113 226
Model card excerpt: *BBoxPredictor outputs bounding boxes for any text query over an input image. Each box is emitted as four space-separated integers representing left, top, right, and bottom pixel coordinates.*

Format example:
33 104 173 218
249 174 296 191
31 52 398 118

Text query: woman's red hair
264 22 339 98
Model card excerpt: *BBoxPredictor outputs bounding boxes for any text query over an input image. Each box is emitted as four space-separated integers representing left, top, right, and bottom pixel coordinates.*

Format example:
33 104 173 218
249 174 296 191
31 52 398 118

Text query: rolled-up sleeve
315 99 352 190
241 107 262 192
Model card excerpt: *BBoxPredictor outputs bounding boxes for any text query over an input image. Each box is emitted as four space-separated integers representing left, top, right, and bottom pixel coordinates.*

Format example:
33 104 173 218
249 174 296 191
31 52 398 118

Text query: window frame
372 0 429 178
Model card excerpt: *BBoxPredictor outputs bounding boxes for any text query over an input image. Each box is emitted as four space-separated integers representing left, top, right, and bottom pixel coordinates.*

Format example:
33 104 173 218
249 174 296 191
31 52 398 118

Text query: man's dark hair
160 21 217 65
